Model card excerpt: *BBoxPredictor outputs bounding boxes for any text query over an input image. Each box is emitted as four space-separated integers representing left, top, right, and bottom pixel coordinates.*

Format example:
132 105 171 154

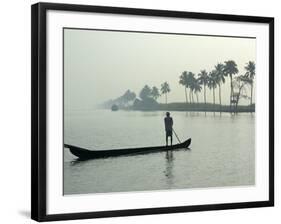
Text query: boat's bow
183 138 192 148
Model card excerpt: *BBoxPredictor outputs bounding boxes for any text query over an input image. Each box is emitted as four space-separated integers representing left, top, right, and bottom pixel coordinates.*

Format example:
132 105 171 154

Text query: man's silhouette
164 112 173 146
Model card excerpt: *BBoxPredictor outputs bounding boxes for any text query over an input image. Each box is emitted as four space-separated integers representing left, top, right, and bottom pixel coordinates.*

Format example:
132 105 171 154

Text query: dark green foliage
198 70 208 105
103 59 255 113
161 82 171 104
151 86 160 101
223 60 239 106
102 89 136 109
133 98 158 110
139 85 152 100
244 61 256 105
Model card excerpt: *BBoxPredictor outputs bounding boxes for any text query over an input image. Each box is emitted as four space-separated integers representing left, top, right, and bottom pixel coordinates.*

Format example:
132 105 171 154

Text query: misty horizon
64 28 256 110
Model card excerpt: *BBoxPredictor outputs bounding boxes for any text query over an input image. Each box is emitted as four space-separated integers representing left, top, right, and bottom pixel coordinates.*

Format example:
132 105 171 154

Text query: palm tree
244 61 255 106
161 82 171 104
223 60 238 106
193 79 202 103
151 86 160 101
198 70 209 105
179 71 189 104
214 63 226 109
208 71 217 105
187 72 196 103
233 75 248 112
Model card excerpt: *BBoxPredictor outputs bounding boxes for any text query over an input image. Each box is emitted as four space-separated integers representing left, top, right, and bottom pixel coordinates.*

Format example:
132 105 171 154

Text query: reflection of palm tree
214 63 226 110
223 60 238 106
161 82 171 104
179 71 189 104
151 86 160 101
244 61 255 106
198 70 208 106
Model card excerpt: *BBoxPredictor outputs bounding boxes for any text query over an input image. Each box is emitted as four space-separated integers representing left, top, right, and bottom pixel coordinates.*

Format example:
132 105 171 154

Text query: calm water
64 109 255 195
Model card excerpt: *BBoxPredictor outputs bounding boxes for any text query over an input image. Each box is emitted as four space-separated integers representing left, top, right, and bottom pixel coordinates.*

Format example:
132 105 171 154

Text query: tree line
103 90 136 108
138 60 255 111
105 60 255 112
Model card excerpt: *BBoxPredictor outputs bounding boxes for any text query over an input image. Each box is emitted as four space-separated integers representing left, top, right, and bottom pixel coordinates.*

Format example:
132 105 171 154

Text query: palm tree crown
161 82 171 104
198 70 209 86
208 71 219 105
161 82 170 94
214 63 226 109
208 71 218 90
244 61 256 106
179 71 189 104
223 60 239 76
187 72 196 103
151 86 160 100
244 61 255 81
193 79 202 103
198 70 209 105
179 71 188 86
223 60 239 106
214 63 226 84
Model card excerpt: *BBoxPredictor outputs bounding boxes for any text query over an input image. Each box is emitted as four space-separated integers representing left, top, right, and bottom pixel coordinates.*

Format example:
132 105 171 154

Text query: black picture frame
31 2 274 222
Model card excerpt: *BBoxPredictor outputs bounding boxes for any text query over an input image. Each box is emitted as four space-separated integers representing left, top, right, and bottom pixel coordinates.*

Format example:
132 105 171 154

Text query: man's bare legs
166 136 173 146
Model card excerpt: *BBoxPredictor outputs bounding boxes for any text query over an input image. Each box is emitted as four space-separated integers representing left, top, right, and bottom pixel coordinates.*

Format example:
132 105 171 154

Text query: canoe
64 138 191 160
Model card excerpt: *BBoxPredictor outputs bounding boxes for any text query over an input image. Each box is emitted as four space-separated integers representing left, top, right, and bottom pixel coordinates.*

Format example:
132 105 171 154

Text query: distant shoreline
117 102 255 113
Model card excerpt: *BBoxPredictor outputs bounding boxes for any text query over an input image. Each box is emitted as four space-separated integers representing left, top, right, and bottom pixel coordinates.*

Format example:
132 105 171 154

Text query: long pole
172 128 181 143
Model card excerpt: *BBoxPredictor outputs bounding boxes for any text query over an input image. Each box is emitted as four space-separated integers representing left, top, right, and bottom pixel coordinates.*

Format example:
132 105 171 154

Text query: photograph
63 28 256 195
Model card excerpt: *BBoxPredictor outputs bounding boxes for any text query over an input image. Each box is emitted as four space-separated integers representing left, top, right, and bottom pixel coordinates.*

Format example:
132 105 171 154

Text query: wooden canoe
65 138 191 160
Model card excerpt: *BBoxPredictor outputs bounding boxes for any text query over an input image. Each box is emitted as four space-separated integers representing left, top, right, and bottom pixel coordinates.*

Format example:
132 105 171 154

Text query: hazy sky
64 29 256 110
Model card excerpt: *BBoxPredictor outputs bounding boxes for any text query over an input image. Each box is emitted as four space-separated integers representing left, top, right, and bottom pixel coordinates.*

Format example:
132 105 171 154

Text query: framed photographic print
31 2 274 222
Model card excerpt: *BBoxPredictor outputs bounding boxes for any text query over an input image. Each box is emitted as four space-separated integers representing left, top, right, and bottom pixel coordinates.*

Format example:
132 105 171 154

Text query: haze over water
64 29 255 110
63 29 256 195
64 110 255 194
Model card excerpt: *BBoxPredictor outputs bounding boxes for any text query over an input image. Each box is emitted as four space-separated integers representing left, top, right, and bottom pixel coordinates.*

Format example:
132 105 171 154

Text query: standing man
164 112 173 146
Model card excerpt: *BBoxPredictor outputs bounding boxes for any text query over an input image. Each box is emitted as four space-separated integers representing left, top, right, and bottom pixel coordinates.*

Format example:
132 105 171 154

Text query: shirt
164 117 173 131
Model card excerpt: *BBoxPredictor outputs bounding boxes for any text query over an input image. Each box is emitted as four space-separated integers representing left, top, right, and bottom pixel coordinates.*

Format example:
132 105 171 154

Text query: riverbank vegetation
102 60 255 113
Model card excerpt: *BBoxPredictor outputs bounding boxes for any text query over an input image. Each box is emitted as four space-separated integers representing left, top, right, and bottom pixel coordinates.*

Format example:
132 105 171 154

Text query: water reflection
64 110 255 194
164 150 174 187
